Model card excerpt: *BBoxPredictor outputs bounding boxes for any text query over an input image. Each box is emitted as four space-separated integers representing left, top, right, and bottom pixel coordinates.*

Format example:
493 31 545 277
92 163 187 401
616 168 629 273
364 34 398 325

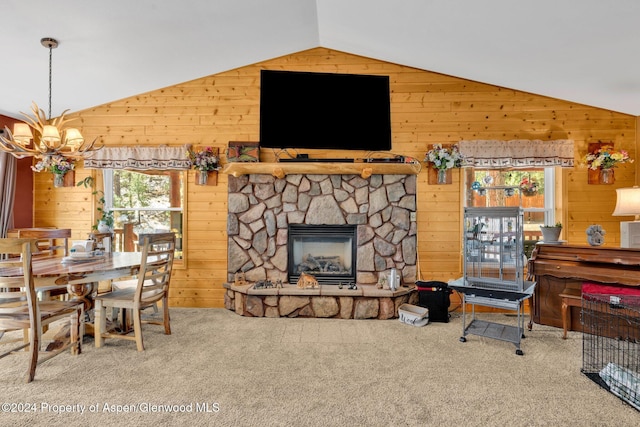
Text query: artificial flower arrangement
519 176 539 196
583 145 632 170
424 144 465 170
31 154 76 175
187 146 219 171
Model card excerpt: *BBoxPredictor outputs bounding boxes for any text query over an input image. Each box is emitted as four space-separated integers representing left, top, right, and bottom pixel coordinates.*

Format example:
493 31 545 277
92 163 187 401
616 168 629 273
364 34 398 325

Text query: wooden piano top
528 243 640 287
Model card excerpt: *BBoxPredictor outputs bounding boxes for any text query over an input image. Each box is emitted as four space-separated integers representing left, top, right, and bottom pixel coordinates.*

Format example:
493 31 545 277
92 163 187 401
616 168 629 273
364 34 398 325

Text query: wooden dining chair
9 228 73 301
9 228 71 257
94 232 175 351
0 238 84 383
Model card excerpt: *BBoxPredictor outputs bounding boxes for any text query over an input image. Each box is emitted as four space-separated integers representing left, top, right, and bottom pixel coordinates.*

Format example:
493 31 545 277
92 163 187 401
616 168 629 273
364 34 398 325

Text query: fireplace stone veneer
226 172 418 319
227 173 418 288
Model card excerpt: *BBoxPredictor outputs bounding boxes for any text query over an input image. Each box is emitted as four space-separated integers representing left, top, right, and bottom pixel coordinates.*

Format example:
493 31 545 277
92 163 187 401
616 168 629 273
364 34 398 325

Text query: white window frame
465 167 556 223
102 169 185 261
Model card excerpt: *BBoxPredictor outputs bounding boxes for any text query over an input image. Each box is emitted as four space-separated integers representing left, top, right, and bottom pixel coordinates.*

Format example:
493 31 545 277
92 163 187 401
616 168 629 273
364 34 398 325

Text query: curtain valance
83 145 191 170
458 139 574 168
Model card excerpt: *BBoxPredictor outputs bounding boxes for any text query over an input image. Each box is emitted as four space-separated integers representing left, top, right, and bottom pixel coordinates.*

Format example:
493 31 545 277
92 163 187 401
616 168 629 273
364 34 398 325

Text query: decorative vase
196 170 208 185
437 169 447 184
599 168 614 184
53 173 64 188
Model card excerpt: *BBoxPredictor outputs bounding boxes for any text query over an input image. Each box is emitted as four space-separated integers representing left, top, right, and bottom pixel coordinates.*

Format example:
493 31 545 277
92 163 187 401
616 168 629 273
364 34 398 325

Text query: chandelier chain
47 43 53 120
0 36 103 159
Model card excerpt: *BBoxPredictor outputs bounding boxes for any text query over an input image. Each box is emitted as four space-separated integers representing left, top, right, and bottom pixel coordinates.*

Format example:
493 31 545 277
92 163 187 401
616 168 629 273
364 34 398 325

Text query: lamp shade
64 128 84 150
612 187 640 220
12 123 33 145
41 125 61 145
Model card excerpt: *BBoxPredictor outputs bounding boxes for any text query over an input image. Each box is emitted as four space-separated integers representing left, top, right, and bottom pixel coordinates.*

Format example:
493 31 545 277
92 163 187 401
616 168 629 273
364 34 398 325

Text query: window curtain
457 139 574 168
0 152 16 237
83 145 191 170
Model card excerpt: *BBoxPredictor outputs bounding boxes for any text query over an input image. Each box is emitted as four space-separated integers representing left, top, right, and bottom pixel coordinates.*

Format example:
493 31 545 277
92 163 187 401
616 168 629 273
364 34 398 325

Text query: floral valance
83 145 191 170
457 139 575 168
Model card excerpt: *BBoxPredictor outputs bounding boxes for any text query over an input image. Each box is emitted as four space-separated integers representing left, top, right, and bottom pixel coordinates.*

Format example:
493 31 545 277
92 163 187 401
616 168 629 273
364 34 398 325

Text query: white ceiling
3 0 640 119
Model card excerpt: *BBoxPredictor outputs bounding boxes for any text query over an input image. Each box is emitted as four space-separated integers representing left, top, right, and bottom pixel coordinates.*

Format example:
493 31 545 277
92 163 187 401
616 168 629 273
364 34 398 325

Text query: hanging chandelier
0 37 102 159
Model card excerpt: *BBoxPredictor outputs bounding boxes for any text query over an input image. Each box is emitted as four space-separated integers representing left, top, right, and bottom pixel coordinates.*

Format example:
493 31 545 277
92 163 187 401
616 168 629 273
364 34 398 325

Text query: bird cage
463 206 526 292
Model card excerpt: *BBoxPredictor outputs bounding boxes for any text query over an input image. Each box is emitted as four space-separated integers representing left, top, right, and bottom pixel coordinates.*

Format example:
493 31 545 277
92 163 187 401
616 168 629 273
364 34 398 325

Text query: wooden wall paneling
32 47 636 308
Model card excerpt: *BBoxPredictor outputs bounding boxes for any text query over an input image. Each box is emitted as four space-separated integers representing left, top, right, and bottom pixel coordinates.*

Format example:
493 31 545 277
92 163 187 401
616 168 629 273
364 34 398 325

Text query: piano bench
559 287 581 339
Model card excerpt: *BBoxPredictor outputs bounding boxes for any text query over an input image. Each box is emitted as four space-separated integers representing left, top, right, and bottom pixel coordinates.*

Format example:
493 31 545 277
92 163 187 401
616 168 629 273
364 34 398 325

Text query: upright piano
527 243 640 330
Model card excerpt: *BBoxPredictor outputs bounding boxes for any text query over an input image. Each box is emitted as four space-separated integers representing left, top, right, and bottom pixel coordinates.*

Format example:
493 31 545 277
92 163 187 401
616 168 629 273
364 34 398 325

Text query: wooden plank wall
31 47 637 308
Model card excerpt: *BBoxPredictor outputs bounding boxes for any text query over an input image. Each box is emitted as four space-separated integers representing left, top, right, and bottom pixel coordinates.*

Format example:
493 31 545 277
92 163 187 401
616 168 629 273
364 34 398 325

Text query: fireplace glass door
287 224 357 285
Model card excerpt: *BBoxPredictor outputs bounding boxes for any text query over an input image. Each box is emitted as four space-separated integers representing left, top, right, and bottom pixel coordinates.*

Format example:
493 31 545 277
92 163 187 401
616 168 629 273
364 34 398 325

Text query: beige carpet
1 308 638 426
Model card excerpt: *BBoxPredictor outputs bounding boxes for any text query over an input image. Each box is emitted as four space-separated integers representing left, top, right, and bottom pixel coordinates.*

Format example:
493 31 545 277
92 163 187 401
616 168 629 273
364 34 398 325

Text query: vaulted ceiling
3 0 640 119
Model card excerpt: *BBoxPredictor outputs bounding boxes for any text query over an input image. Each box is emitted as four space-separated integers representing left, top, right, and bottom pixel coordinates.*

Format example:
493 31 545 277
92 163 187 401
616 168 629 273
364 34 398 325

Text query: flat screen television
259 70 392 151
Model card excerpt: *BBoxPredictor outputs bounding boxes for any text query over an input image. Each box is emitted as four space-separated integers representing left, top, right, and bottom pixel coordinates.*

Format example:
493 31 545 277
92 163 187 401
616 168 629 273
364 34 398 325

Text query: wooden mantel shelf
222 161 421 179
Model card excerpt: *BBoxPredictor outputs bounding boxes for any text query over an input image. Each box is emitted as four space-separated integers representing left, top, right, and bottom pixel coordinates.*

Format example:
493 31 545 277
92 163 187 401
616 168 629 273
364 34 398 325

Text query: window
464 168 556 255
103 169 185 259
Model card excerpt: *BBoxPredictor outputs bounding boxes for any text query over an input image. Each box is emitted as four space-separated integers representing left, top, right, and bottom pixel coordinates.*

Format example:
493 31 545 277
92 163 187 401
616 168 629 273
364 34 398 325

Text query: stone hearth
223 282 418 319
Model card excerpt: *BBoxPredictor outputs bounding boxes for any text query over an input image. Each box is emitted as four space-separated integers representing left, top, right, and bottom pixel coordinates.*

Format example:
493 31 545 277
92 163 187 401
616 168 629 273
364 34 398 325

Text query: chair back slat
8 229 71 257
136 233 175 303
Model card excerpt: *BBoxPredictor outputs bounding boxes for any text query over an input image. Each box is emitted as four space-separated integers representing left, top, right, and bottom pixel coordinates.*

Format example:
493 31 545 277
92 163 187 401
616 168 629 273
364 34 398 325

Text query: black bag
415 281 451 323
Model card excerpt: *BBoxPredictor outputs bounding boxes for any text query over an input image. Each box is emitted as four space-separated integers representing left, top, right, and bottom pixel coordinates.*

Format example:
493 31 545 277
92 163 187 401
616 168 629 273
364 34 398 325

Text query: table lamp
612 186 640 248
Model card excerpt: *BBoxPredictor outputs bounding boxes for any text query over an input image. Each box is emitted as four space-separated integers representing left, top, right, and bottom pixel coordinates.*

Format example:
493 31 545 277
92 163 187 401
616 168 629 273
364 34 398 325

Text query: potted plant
78 176 114 232
96 202 114 233
540 222 562 242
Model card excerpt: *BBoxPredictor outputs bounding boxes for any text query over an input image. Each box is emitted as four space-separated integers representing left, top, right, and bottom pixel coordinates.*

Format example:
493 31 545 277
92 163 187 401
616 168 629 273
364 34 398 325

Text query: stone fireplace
227 172 417 285
224 170 419 319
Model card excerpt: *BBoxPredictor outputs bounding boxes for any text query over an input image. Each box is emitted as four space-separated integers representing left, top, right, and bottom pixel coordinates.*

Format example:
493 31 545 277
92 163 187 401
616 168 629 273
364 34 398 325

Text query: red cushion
582 282 640 296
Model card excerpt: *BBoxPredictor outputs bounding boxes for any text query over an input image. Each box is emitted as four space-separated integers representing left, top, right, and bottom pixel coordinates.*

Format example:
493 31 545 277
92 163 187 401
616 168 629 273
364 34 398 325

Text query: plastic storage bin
398 303 429 327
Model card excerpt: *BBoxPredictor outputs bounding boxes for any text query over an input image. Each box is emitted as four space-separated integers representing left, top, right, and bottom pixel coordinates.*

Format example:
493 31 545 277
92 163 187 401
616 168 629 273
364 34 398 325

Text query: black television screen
259 70 392 151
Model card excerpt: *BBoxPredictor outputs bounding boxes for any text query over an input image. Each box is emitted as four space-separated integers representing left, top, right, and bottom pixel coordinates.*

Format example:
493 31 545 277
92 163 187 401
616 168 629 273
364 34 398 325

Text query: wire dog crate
581 293 640 410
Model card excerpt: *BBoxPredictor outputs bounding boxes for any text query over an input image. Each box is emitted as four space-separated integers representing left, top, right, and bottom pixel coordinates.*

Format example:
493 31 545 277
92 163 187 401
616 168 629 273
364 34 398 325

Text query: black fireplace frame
287 224 357 285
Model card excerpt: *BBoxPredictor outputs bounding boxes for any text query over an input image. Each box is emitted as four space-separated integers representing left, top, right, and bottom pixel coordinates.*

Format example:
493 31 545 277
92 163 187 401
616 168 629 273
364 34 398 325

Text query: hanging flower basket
583 144 632 185
32 155 76 188
424 144 464 185
519 176 539 197
187 146 219 186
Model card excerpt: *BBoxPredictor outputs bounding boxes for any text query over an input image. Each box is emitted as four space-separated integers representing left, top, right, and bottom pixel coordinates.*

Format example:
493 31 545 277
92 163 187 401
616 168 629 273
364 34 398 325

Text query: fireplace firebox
287 224 357 285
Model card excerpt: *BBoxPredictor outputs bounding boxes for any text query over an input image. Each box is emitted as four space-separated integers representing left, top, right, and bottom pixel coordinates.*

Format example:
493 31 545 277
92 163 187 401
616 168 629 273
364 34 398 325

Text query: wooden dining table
32 251 143 313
